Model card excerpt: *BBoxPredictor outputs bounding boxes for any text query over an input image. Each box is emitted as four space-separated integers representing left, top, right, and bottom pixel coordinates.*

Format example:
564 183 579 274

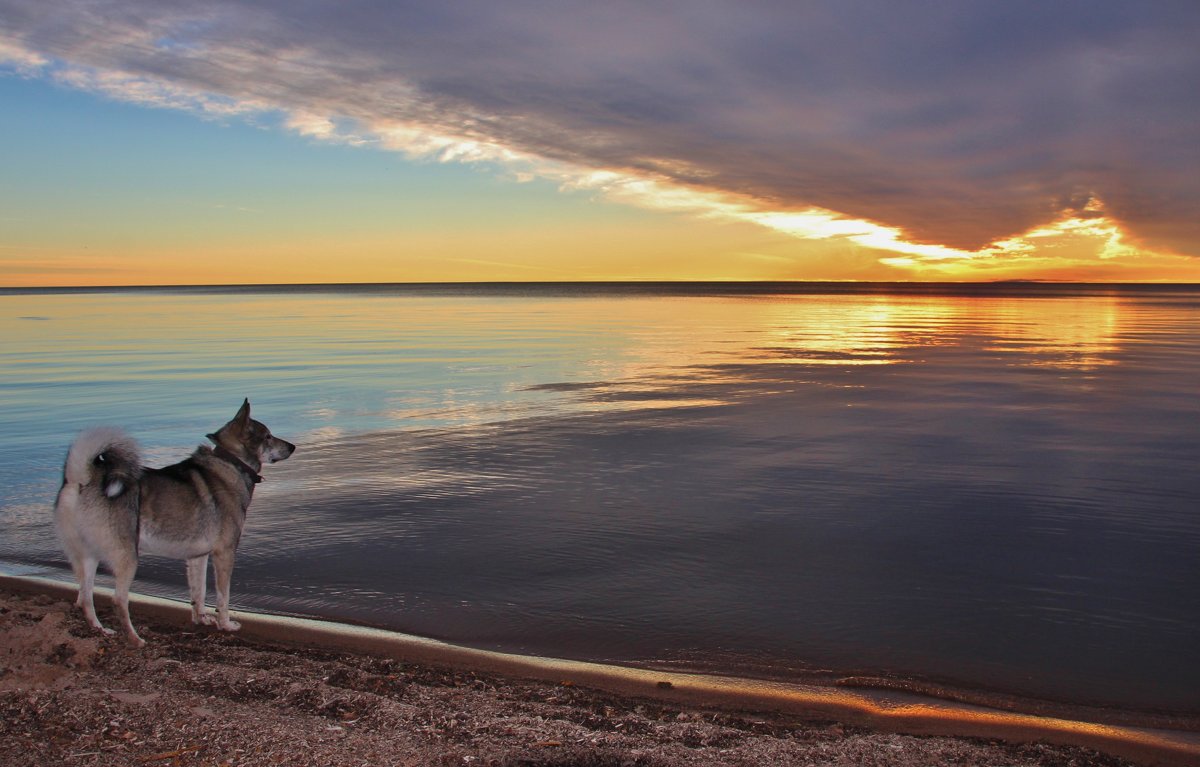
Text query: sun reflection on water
0 287 1133 437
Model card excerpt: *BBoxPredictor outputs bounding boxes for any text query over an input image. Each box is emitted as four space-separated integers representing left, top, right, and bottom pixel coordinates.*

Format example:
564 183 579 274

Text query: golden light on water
1 289 1130 399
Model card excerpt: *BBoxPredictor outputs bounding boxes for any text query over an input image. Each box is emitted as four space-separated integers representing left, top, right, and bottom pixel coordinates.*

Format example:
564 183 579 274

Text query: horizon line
5 279 1200 296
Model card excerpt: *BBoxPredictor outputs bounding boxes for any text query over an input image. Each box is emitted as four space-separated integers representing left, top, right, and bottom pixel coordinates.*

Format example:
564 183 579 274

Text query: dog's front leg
186 554 216 625
211 548 241 631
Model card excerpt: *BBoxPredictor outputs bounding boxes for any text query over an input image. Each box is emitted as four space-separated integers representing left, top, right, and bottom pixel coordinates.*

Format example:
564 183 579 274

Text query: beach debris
139 745 201 762
108 691 162 705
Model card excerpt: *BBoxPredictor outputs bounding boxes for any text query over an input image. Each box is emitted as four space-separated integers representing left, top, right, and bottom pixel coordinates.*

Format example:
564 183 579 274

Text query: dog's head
208 399 296 469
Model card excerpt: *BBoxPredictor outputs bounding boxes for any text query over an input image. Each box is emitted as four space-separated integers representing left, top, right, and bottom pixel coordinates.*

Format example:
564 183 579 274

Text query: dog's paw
127 634 147 649
193 613 218 626
217 618 242 632
93 624 116 637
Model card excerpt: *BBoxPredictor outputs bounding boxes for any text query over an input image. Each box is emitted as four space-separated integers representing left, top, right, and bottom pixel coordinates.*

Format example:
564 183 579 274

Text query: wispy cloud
2 1 1198 271
0 34 44 73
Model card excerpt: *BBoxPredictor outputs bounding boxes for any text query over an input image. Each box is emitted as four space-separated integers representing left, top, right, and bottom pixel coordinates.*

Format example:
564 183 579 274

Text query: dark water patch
215 377 1200 711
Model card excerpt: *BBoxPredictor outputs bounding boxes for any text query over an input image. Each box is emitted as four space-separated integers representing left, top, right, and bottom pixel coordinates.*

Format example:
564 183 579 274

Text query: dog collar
211 445 263 484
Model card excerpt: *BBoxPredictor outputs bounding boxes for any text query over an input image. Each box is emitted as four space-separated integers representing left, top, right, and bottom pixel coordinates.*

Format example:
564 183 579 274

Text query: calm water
1 283 1198 712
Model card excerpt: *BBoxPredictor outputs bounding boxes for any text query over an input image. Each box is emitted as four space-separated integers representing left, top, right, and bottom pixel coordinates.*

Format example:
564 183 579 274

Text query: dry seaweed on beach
0 588 1145 767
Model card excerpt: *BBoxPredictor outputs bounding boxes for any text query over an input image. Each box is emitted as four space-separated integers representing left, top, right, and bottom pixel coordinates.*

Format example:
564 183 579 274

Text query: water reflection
747 294 1123 371
1 285 1197 711
977 298 1122 371
0 288 1131 437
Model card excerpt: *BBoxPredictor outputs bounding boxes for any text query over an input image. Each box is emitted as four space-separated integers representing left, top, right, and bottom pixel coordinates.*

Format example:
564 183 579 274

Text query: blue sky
0 74 632 239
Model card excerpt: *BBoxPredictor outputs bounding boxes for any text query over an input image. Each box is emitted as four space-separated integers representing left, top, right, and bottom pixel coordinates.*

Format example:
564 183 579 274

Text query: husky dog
54 399 295 646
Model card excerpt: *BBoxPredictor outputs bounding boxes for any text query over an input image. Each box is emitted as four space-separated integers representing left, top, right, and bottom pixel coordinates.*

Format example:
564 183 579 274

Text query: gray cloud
3 0 1198 255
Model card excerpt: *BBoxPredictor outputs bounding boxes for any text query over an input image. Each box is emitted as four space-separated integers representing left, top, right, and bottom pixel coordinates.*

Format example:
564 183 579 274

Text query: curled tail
63 427 143 498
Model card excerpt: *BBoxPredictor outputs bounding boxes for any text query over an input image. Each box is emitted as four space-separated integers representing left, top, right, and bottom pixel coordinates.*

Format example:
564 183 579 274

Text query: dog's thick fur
54 399 295 646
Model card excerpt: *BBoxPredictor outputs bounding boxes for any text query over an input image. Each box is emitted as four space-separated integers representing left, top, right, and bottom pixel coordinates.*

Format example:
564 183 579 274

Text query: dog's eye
94 452 108 465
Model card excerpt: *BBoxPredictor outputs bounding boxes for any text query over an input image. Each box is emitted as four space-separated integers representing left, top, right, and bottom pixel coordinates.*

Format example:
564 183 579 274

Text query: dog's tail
63 427 143 498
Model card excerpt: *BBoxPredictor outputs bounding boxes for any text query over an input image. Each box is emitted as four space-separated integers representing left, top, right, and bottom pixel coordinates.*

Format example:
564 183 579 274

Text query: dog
54 399 295 646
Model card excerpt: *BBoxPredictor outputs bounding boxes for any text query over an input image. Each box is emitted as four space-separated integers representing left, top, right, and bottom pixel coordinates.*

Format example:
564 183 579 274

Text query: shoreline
2 575 1198 766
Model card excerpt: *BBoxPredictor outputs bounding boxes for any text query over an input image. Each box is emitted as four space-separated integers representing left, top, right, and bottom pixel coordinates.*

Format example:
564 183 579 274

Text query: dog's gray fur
54 399 295 646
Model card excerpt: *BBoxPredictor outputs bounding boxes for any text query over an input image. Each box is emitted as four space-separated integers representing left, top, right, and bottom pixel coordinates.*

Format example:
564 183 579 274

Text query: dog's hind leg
56 487 110 635
110 552 145 647
76 555 114 637
67 552 87 608
186 554 215 625
211 548 241 631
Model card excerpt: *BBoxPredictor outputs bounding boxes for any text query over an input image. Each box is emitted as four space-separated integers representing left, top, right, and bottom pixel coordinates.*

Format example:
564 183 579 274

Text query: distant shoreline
4 280 1200 297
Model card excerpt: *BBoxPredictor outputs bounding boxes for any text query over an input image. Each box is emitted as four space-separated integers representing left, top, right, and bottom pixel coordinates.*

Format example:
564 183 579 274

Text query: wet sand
2 576 1197 766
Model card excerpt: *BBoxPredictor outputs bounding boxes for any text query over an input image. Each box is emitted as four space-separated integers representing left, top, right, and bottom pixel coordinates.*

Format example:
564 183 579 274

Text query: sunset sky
2 1 1199 286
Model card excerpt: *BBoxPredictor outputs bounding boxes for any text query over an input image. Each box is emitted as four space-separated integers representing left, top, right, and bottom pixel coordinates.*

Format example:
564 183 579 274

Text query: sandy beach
3 578 1198 766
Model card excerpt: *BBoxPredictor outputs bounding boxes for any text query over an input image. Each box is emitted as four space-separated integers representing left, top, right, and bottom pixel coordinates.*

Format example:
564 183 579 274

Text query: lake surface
1 283 1198 712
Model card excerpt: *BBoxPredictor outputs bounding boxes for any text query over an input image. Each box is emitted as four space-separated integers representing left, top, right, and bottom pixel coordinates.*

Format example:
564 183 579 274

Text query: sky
2 1 1200 286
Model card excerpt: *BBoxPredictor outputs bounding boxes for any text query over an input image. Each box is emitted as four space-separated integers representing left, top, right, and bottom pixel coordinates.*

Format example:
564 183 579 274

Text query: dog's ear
234 398 251 428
